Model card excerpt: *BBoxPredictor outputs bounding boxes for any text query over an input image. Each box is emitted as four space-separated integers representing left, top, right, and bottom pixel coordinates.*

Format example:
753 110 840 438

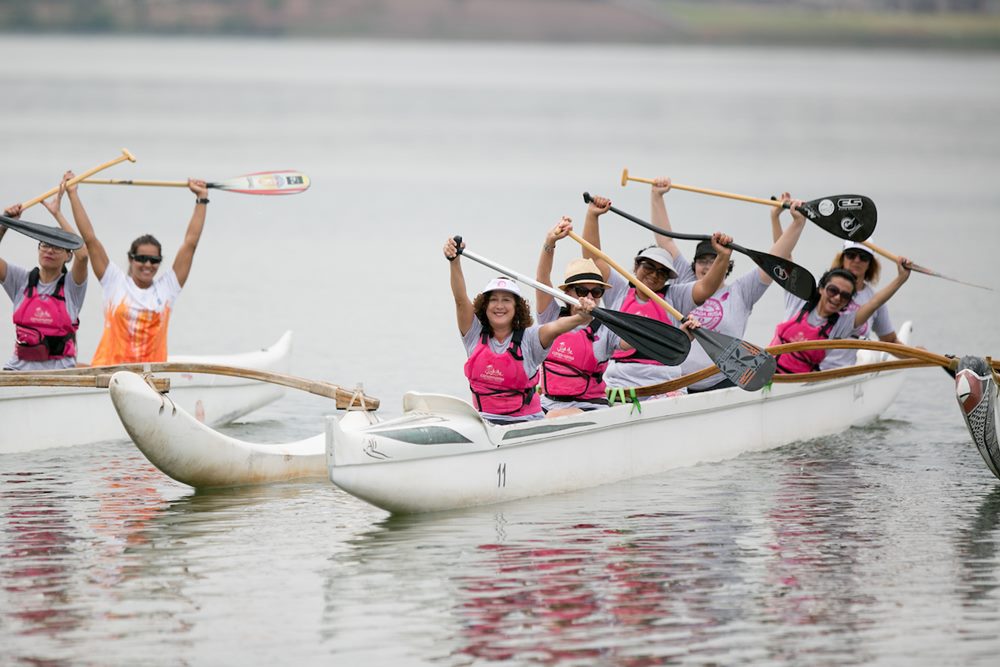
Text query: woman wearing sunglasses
770 258 911 374
444 236 597 425
1 173 89 371
69 176 210 365
534 218 621 416
582 194 731 398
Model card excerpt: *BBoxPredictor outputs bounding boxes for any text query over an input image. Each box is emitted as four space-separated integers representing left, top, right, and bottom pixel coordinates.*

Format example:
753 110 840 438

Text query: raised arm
444 237 475 336
690 232 733 304
650 177 682 260
67 171 111 280
758 196 807 284
538 296 594 348
853 257 911 327
581 194 612 281
770 191 790 244
0 203 18 282
535 217 572 314
173 179 209 287
42 172 89 285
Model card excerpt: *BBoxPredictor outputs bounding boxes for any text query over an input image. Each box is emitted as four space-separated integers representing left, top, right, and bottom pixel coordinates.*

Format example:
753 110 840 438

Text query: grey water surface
1 36 999 665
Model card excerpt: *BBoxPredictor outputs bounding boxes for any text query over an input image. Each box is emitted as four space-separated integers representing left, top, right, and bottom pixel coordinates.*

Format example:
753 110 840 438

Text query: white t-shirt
680 269 771 390
602 270 697 391
536 299 621 411
91 262 182 365
780 292 859 371
2 264 87 370
822 282 895 368
461 317 549 422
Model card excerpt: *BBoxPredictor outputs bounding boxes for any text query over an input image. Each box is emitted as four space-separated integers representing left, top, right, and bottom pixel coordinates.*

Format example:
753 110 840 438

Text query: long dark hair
472 291 534 337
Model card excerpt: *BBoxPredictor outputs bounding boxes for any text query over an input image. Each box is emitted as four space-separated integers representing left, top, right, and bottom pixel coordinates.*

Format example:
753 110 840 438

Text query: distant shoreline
5 1 1000 51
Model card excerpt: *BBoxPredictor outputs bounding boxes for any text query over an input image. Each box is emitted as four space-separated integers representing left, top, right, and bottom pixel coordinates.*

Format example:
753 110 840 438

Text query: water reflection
955 485 1000 611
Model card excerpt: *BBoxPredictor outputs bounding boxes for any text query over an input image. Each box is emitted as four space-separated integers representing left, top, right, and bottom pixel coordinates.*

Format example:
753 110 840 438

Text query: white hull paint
1 332 293 454
108 371 329 487
327 324 913 514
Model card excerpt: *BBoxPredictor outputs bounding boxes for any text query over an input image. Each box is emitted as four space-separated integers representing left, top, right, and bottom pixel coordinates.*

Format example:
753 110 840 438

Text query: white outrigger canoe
108 324 919 509
1 331 293 454
326 324 913 514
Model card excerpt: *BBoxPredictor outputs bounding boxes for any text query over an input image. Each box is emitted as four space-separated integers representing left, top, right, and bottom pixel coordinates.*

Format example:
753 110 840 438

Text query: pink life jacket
611 286 674 366
541 321 608 403
13 268 79 362
464 328 541 417
770 306 839 374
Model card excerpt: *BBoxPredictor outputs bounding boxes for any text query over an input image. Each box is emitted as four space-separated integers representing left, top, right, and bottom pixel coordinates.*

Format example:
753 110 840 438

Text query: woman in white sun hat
534 217 620 416
443 236 597 424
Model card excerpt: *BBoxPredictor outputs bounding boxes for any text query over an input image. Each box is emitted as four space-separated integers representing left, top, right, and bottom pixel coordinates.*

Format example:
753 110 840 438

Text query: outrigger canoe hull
327 324 913 515
955 356 1000 480
1 332 293 454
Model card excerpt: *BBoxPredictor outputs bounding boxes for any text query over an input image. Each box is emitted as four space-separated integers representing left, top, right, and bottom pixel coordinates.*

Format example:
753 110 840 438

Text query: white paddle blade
211 171 311 195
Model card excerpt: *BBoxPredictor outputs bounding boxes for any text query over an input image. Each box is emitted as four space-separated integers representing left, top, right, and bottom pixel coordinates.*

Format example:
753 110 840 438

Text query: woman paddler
770 262 911 374
444 236 598 424
581 194 732 398
534 217 620 417
1 173 89 371
71 177 210 365
772 210 906 369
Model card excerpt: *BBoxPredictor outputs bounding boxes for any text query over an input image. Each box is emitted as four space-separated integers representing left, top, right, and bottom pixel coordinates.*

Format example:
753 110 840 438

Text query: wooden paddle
8 363 379 410
567 230 776 391
584 192 818 301
454 237 693 366
0 213 83 250
20 148 137 210
82 170 311 195
859 239 993 292
621 168 877 242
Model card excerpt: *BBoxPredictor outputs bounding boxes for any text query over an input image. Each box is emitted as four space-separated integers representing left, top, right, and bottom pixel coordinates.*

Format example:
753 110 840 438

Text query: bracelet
446 254 457 262
542 243 554 254
196 197 210 205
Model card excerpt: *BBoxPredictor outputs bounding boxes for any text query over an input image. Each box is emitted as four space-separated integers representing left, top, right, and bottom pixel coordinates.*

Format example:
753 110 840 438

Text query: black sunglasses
636 260 671 279
129 253 163 265
823 284 854 302
843 250 871 262
571 285 605 299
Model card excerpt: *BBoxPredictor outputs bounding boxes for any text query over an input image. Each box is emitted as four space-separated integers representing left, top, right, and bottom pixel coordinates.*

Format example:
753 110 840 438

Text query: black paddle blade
0 214 83 250
593 307 691 366
794 194 877 242
691 327 776 391
738 245 818 301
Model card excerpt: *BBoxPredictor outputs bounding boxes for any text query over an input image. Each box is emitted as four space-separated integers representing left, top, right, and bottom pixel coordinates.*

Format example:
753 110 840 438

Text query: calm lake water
1 35 1000 665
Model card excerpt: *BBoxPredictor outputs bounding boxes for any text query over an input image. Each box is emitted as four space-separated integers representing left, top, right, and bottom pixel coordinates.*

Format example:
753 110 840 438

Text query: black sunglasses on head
129 253 163 265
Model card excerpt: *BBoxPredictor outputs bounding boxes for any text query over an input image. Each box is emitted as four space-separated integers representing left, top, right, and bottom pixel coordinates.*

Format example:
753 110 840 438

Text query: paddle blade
0 214 83 250
593 307 691 366
740 246 818 301
795 194 876 242
691 327 776 391
209 171 310 195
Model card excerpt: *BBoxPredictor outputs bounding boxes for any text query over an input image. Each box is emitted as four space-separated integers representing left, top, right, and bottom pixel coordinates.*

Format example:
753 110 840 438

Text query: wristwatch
196 197 210 205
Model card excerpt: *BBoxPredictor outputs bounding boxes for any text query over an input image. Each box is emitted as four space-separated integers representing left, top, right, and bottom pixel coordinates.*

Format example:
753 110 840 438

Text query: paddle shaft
622 170 782 209
457 247 586 310
859 239 992 290
21 148 137 210
83 179 193 188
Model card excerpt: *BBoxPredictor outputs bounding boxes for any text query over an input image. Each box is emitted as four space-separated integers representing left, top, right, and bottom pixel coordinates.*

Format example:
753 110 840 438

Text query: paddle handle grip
566 230 683 320
21 148 137 210
621 168 780 208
